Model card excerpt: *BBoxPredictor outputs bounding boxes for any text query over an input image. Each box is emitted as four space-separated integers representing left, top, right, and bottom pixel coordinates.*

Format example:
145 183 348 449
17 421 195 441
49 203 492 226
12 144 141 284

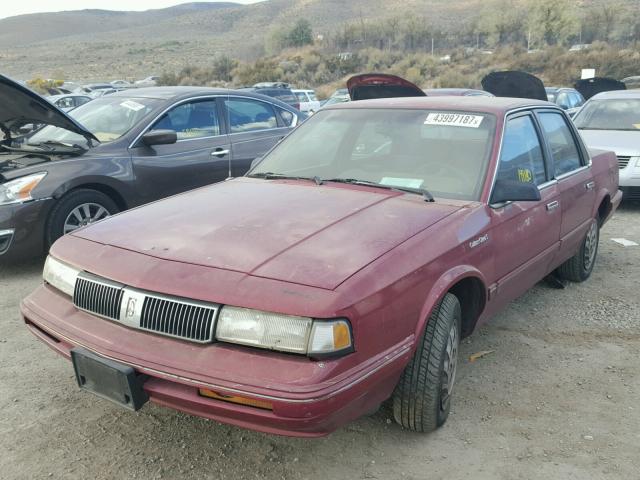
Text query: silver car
574 90 640 200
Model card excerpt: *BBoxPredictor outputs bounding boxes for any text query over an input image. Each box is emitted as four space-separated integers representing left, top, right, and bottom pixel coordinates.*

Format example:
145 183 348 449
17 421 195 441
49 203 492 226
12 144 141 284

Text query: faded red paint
22 98 622 437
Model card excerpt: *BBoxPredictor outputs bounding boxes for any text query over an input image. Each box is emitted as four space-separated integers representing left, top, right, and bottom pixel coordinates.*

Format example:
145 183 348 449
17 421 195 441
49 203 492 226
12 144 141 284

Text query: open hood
347 74 426 101
574 77 626 100
481 71 547 101
0 74 98 142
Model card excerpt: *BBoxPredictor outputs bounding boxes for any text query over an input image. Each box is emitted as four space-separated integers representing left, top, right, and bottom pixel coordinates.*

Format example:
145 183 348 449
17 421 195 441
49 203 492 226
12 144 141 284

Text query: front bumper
619 160 640 188
22 285 412 437
0 198 54 261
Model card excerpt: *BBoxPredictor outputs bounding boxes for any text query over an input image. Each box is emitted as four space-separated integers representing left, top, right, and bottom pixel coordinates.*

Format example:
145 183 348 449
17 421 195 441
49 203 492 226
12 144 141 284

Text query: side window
294 92 308 103
276 107 296 127
151 100 220 140
76 97 91 107
496 115 547 186
56 97 74 109
556 92 570 109
225 98 277 133
538 112 582 176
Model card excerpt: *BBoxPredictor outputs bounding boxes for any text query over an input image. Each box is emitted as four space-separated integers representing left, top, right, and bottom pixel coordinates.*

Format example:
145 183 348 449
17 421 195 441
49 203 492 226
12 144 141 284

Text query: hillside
0 0 486 81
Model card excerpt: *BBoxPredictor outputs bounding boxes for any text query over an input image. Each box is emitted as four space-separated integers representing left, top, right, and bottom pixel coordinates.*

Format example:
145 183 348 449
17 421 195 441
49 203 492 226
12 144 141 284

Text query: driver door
129 98 231 205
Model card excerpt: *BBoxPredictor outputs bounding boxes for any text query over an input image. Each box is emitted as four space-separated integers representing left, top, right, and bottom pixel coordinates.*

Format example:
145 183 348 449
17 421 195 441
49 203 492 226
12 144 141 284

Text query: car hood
72 178 460 290
481 71 547 101
574 77 626 100
0 74 97 142
347 74 425 101
579 129 640 156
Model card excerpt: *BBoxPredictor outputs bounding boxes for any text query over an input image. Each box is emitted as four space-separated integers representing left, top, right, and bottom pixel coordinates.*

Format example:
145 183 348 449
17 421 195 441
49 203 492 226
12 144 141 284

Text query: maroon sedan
22 97 621 437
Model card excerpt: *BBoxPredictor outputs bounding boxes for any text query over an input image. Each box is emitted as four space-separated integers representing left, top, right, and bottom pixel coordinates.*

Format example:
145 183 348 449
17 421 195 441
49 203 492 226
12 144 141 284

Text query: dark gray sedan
0 75 302 261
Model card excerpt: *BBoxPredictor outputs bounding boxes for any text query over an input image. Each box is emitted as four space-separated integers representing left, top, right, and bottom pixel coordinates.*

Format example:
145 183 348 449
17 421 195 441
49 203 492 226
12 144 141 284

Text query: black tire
46 189 119 247
556 218 599 283
392 293 461 432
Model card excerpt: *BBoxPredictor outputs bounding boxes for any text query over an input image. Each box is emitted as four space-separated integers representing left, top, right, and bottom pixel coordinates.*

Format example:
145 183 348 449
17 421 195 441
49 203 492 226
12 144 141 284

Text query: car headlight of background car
216 306 353 358
0 172 47 205
634 157 640 171
43 255 80 296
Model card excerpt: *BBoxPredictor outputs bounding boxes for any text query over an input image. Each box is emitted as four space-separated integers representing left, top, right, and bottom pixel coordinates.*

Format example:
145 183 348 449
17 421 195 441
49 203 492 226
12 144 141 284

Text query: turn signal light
198 388 273 410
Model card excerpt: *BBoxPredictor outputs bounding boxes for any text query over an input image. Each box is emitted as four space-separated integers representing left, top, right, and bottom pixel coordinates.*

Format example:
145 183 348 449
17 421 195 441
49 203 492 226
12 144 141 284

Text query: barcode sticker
424 113 484 128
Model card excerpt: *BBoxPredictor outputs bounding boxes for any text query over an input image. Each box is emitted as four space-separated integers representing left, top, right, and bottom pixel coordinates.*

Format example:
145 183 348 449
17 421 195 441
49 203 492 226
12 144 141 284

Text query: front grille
140 295 216 342
74 276 124 321
72 274 218 343
617 156 631 169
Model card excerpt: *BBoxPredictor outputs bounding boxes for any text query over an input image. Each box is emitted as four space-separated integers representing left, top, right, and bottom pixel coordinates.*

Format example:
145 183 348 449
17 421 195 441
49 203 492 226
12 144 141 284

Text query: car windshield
28 96 162 146
573 99 640 131
250 108 496 201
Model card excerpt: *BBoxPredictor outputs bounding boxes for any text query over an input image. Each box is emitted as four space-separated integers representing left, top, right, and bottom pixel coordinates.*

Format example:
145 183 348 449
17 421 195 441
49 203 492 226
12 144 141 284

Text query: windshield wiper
248 172 324 185
27 140 87 153
324 178 435 202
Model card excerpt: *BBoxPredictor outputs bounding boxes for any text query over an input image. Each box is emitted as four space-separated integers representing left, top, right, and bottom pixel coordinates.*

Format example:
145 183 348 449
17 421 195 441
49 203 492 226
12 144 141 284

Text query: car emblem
125 297 137 318
469 234 489 249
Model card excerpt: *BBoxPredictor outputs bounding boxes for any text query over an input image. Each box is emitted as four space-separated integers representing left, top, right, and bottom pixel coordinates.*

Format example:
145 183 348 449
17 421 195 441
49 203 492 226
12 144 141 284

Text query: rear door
535 110 596 264
129 97 231 204
488 112 562 306
222 96 293 177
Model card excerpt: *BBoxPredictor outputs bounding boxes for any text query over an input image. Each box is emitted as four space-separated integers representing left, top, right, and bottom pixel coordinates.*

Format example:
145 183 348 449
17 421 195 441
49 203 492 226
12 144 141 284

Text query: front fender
414 266 487 344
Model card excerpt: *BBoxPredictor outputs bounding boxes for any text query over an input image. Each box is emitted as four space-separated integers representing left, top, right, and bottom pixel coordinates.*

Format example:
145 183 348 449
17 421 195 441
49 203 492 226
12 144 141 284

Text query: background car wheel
556 218 599 283
46 189 119 247
392 293 461 433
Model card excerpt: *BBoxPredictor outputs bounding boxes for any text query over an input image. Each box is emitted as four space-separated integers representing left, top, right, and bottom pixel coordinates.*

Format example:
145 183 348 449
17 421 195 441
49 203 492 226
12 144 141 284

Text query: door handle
211 148 230 157
546 200 559 211
585 181 595 190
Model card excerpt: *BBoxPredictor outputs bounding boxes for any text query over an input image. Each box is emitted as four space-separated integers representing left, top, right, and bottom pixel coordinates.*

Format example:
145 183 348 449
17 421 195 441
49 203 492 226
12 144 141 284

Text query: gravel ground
1 203 638 480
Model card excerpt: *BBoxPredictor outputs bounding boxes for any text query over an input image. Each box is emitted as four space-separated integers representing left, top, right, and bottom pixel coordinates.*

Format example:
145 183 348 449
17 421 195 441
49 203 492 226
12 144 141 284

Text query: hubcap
583 221 598 271
63 202 111 234
441 323 459 411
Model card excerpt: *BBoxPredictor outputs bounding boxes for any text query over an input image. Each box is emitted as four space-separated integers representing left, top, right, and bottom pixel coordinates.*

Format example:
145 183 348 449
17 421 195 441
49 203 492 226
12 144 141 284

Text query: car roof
108 86 297 105
326 96 555 114
590 89 640 100
47 94 90 100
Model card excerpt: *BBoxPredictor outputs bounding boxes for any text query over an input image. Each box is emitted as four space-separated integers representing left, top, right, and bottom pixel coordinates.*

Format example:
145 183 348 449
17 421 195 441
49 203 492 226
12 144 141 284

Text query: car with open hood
574 77 626 100
0 75 302 261
22 96 620 437
346 73 425 101
481 71 548 101
574 89 640 200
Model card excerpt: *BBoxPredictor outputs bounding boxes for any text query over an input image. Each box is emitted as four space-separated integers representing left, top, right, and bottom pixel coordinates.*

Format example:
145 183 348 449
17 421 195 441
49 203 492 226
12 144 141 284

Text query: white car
574 90 640 200
134 76 160 88
292 89 321 114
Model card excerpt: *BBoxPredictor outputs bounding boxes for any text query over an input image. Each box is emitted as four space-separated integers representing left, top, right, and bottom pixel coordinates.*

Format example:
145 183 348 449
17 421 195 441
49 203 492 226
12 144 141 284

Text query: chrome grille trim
617 156 630 169
73 273 124 321
72 274 218 344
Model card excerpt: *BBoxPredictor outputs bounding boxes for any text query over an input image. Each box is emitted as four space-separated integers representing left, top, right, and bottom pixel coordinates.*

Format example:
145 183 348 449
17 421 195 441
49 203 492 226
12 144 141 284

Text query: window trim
128 94 298 149
492 111 549 194
533 108 590 180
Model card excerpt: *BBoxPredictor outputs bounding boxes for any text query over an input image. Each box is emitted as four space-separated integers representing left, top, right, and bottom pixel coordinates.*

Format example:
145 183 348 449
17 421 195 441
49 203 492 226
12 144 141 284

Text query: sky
0 0 264 20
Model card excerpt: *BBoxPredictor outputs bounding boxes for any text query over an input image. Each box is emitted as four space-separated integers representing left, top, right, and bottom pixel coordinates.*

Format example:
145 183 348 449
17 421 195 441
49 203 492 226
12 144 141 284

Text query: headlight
0 172 47 205
43 255 80 296
216 306 353 357
634 157 640 170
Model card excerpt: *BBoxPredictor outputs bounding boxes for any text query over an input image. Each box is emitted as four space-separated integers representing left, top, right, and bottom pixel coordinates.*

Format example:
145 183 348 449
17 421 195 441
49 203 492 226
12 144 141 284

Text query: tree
212 55 237 82
287 19 314 48
527 0 578 46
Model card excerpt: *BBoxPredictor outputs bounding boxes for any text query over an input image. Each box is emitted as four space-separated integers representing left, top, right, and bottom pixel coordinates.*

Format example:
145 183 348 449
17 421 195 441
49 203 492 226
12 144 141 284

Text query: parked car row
1 69 628 440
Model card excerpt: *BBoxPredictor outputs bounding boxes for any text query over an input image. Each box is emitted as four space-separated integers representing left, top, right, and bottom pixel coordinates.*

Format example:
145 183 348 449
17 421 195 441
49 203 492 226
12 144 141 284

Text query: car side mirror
141 129 177 146
490 179 541 206
250 156 263 170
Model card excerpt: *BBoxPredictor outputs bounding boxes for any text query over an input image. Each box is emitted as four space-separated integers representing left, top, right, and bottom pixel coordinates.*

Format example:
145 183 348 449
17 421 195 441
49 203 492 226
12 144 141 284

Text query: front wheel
392 293 461 432
556 218 599 283
46 189 119 247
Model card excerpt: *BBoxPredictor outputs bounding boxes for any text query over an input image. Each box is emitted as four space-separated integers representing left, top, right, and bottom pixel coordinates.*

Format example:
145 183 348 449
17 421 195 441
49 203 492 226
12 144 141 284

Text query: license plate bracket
71 347 148 411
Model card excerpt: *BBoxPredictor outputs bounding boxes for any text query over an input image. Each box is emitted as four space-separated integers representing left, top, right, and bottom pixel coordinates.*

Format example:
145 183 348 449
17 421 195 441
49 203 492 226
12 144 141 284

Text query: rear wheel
46 189 118 247
556 218 599 282
392 293 461 432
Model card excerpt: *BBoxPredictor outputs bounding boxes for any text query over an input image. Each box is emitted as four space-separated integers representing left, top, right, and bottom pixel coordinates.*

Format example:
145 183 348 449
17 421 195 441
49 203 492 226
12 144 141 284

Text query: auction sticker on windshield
120 100 145 112
424 113 484 128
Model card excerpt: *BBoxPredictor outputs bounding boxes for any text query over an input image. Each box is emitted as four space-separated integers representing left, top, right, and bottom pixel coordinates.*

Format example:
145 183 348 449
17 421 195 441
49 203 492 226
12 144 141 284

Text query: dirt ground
1 203 638 480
